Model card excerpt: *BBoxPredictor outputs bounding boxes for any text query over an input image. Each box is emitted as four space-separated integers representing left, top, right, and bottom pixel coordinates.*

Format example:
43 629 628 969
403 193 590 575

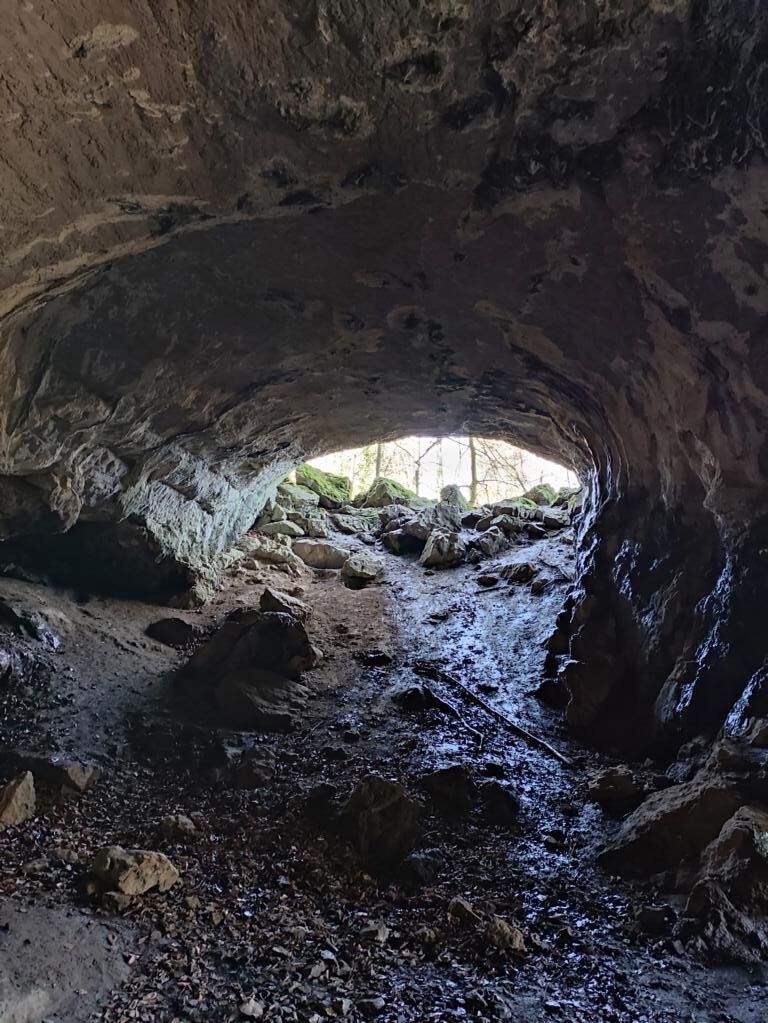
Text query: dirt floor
0 525 766 1022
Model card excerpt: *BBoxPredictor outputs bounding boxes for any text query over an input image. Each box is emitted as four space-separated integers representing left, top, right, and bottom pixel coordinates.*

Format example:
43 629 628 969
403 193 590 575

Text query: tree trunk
375 442 383 478
468 436 479 506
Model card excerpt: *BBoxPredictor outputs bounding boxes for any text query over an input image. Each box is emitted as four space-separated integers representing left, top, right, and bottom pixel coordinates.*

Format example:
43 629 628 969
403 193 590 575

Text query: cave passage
1 2 768 1019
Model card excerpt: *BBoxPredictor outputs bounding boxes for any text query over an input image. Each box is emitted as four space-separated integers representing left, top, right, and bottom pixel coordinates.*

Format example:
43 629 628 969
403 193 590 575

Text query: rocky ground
0 479 766 1022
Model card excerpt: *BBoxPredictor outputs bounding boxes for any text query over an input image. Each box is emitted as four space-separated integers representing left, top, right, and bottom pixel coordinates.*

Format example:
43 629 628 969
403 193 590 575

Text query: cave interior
1 2 768 1020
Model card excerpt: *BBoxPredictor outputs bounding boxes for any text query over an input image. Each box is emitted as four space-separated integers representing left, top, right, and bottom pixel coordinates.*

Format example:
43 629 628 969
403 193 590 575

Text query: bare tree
468 436 479 505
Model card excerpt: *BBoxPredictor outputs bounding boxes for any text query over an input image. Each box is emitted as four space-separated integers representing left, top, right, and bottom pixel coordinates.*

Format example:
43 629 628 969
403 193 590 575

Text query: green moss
361 476 419 508
296 464 352 507
439 484 470 510
523 483 557 506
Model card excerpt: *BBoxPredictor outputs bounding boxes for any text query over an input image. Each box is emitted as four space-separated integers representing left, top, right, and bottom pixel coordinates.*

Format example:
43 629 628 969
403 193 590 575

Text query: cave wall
1 0 767 747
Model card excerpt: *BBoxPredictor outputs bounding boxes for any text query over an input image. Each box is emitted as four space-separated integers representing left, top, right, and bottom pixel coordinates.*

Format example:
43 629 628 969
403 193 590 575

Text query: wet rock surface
0 511 766 1020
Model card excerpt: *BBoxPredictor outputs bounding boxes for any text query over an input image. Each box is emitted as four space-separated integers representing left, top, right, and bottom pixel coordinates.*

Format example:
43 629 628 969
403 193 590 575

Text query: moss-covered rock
278 481 321 508
295 465 352 508
440 484 470 510
522 483 557 506
491 497 537 517
361 477 418 508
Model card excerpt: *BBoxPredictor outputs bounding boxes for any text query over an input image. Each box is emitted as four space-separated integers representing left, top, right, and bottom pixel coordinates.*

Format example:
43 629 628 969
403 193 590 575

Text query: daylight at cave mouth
1 3 768 1021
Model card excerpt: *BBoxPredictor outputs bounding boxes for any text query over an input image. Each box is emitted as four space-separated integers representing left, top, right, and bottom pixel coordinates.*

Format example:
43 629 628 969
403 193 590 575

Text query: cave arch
1 2 767 756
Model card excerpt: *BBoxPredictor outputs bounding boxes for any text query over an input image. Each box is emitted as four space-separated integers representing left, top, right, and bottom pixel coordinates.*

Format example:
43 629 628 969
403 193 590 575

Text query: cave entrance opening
276 433 582 730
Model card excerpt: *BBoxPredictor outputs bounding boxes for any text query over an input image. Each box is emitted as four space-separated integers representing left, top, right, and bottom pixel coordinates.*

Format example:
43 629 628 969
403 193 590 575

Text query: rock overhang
0 1 767 745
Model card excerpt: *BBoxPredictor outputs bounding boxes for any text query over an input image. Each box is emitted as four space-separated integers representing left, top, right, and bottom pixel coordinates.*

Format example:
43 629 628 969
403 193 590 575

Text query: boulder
259 586 308 621
552 485 582 508
419 529 466 569
480 781 519 824
491 498 537 518
341 551 384 581
422 765 475 815
182 609 318 685
681 877 768 963
288 510 329 538
439 484 469 509
329 511 374 535
215 669 309 731
146 617 201 648
23 754 100 794
599 773 744 875
91 846 179 895
461 509 486 529
159 814 197 841
361 477 417 508
522 483 557 505
476 525 506 557
295 465 352 508
237 533 303 568
587 766 644 813
699 804 768 903
0 771 35 827
340 775 421 864
378 504 411 533
489 513 524 535
500 561 537 584
277 481 321 508
541 508 569 530
260 519 304 538
292 539 348 569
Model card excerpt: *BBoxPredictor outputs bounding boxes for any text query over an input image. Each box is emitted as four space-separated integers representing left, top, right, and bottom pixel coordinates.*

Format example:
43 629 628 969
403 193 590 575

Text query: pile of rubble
378 483 578 570
239 465 582 580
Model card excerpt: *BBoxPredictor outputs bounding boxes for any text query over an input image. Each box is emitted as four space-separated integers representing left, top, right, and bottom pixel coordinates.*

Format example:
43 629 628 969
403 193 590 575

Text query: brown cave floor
0 530 765 1022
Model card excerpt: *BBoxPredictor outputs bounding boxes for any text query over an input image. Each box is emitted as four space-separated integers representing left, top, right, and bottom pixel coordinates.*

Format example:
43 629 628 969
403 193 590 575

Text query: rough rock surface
0 3 766 750
91 846 179 895
341 551 384 582
599 772 744 875
259 586 309 621
340 775 421 865
292 541 348 570
0 771 35 827
419 530 466 569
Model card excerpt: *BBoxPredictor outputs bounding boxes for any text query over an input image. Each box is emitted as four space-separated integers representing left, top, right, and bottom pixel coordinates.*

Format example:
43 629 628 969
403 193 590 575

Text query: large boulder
182 609 318 684
288 510 329 538
491 498 537 518
419 529 466 569
260 519 304 538
259 586 308 621
215 669 309 731
180 609 319 730
522 483 557 506
277 481 321 508
475 525 507 558
292 539 348 569
340 775 421 864
361 477 418 508
91 846 179 895
699 805 768 904
341 550 384 582
489 513 524 536
237 533 303 569
439 484 469 510
295 465 352 508
599 772 744 875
